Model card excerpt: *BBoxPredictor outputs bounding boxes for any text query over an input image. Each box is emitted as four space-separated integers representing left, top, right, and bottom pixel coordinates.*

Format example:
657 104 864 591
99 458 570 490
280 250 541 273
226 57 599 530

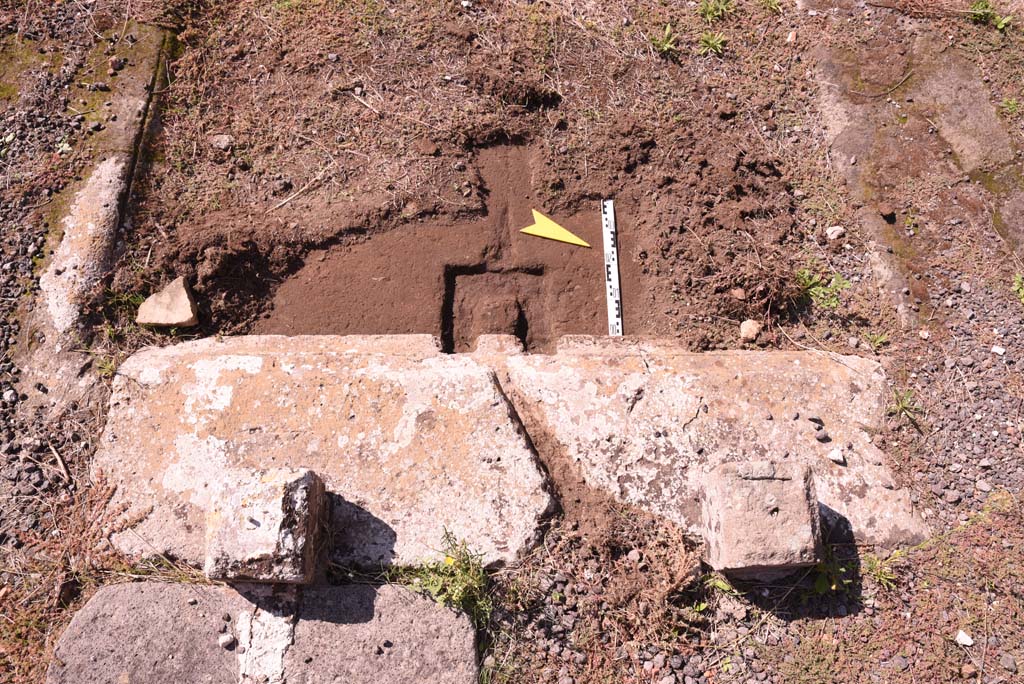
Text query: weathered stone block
700 461 823 580
504 337 928 548
205 468 324 584
47 582 478 684
94 335 553 569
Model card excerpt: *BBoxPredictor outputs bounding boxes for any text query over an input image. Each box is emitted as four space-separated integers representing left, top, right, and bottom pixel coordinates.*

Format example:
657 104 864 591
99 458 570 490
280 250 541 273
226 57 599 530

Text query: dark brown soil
112 0 810 348
255 145 619 351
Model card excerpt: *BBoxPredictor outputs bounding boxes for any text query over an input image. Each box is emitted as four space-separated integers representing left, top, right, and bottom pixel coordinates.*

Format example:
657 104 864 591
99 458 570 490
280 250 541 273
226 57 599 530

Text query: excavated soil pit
255 146 630 352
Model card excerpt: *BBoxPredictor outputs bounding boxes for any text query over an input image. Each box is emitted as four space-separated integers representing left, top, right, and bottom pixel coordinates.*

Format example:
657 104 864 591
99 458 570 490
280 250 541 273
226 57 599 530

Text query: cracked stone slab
504 336 928 547
38 25 166 336
285 585 477 683
47 582 476 684
94 335 552 568
38 154 132 334
19 24 167 421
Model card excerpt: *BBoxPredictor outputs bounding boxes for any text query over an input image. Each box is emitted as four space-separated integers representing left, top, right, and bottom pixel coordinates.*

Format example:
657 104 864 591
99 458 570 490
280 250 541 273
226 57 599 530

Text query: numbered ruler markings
601 199 623 336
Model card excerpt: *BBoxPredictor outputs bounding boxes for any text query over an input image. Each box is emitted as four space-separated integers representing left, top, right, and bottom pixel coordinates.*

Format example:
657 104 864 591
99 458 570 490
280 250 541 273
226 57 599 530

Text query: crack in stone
680 397 704 432
236 586 298 684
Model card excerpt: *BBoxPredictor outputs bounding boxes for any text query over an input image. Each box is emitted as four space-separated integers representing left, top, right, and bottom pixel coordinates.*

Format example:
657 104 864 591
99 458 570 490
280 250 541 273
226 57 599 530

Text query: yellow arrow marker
520 209 591 248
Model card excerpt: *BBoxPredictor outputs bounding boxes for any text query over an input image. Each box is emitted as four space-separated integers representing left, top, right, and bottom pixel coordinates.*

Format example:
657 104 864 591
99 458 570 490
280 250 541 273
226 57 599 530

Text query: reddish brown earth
255 145 618 351
108 0 808 349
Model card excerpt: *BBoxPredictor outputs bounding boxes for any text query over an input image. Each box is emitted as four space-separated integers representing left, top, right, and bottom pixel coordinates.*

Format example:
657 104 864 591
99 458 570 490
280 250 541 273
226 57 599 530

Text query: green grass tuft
698 31 727 56
863 331 890 352
969 1 1013 30
888 388 921 424
1013 273 1024 304
386 530 492 628
794 267 851 310
650 24 678 58
698 0 735 24
863 553 899 591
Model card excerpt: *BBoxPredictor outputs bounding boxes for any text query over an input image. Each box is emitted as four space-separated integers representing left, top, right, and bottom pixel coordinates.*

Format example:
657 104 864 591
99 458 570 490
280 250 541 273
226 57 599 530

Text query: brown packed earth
254 145 613 351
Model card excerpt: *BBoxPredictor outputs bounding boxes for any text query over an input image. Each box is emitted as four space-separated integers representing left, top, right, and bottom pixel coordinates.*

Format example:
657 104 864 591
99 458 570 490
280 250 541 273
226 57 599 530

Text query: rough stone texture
47 582 476 684
505 336 929 548
19 25 166 418
285 584 477 683
94 335 553 568
910 34 1014 175
205 468 325 584
739 319 762 342
700 461 823 580
37 26 165 335
813 32 1017 330
39 154 131 334
46 582 251 684
137 276 199 327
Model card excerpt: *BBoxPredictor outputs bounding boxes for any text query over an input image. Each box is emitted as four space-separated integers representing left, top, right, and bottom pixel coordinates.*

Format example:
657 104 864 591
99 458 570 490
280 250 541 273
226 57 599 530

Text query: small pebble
739 319 762 343
826 225 846 240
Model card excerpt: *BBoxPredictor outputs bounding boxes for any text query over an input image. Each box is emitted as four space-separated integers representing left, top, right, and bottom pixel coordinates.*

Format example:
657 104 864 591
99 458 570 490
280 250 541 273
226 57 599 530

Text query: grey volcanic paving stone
284 585 477 684
94 335 553 569
46 583 251 684
47 582 477 684
504 336 929 547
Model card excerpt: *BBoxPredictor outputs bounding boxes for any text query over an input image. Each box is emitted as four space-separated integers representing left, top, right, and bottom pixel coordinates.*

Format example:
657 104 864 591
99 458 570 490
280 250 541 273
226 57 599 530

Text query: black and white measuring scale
601 199 623 337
